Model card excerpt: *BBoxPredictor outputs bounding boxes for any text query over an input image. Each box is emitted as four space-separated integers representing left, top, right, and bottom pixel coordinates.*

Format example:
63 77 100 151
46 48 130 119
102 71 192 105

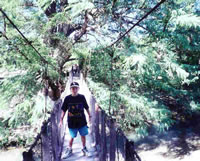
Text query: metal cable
109 0 167 47
0 8 58 71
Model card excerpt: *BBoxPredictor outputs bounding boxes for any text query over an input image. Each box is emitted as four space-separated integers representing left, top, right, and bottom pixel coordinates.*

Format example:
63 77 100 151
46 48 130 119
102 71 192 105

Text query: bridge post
124 139 128 161
125 140 138 161
51 105 59 161
56 100 63 147
41 122 53 161
95 104 100 150
89 96 96 144
57 100 64 160
109 119 116 161
100 110 107 161
22 150 34 161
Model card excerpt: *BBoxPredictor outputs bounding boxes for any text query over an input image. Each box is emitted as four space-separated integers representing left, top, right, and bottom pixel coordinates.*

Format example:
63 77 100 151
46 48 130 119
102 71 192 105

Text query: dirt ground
134 126 200 161
0 147 24 161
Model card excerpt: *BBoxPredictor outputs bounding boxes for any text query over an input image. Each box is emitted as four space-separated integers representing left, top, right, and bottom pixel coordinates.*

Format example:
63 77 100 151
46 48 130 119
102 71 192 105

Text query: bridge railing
89 94 141 161
23 99 63 161
41 99 63 161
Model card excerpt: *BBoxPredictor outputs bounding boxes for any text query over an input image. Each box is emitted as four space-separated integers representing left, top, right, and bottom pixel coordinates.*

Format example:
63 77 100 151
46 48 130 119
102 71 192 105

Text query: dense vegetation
0 0 200 148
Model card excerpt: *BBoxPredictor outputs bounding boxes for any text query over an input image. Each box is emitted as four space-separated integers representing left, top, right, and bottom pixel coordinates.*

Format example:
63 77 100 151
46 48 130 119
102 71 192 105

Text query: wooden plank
90 96 96 135
55 100 63 161
55 100 62 126
109 119 116 161
126 140 138 161
56 100 64 160
41 124 52 161
51 100 64 161
95 104 100 147
22 151 34 161
51 110 59 161
100 110 107 161
123 137 127 161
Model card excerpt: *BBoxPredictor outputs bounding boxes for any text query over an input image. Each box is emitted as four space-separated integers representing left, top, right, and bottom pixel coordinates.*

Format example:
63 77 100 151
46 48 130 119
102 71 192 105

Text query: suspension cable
0 7 58 71
109 0 167 47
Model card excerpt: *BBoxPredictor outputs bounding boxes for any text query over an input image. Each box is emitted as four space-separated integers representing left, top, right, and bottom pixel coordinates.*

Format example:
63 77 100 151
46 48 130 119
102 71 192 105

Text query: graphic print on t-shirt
68 102 84 118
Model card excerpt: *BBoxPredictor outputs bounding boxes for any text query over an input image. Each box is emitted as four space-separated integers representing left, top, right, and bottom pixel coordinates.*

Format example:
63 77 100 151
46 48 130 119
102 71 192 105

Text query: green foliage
67 0 95 18
37 0 52 10
86 0 200 136
0 0 200 145
0 87 52 148
175 14 200 28
87 78 110 112
119 93 174 132
190 101 200 111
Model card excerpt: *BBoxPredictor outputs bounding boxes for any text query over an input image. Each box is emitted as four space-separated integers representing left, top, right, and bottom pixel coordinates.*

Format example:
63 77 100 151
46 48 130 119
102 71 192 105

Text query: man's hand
59 111 65 128
86 109 91 124
88 115 92 124
59 120 63 128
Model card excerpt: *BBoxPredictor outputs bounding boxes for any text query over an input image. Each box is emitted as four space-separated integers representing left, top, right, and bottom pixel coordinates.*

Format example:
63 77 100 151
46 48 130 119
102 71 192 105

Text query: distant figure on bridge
72 64 80 77
59 82 92 159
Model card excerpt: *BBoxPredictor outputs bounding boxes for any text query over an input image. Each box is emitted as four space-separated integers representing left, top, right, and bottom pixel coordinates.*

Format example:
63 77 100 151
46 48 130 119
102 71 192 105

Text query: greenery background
0 0 200 149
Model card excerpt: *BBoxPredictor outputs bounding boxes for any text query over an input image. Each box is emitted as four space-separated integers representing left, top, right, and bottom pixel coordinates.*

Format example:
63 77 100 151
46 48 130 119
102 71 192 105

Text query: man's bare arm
59 110 66 127
86 109 92 123
86 109 91 117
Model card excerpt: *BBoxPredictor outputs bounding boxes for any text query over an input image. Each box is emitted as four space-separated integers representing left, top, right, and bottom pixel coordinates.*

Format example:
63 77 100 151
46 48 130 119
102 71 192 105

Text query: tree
0 0 200 148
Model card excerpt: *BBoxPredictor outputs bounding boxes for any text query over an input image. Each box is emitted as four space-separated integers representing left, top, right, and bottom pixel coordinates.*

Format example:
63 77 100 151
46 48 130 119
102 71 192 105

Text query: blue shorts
69 125 89 138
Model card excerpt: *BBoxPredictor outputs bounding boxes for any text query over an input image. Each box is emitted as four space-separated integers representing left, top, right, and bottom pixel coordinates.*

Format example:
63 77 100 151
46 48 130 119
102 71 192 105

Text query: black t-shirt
61 94 89 128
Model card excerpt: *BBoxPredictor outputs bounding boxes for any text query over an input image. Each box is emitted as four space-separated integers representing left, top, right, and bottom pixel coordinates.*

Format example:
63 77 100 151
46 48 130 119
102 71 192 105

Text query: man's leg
69 137 74 148
62 129 77 159
81 136 86 148
79 126 89 148
79 126 89 156
68 128 78 148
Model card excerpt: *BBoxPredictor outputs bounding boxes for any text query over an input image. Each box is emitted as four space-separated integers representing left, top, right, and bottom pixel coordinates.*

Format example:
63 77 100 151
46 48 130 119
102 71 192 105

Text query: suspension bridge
22 72 141 161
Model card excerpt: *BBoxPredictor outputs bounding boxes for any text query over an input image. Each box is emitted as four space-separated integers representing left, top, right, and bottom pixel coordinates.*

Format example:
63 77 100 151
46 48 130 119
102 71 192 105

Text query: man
72 64 80 77
59 82 92 159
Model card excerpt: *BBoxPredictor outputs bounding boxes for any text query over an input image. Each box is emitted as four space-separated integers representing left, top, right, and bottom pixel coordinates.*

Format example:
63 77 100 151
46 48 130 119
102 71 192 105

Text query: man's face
71 87 79 95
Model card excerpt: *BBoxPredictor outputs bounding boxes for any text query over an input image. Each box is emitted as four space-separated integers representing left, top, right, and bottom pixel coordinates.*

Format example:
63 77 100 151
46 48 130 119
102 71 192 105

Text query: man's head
70 82 79 96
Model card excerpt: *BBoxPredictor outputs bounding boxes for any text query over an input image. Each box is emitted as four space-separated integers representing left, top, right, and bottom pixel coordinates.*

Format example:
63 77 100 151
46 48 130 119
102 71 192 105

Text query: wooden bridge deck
60 74 99 161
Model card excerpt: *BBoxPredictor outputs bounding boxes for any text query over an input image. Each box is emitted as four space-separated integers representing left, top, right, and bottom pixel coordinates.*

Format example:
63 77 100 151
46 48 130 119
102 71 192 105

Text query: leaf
174 14 200 28
67 0 95 17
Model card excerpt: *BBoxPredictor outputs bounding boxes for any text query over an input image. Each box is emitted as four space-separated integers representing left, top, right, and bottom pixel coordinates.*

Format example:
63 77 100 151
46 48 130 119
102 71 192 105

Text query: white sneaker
82 147 90 156
61 148 73 159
